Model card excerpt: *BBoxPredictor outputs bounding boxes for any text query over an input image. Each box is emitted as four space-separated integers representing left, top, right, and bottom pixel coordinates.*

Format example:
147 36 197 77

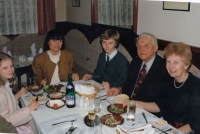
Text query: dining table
20 80 182 134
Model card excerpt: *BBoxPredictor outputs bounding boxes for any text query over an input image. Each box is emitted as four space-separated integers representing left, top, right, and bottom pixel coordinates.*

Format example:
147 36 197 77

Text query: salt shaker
83 97 88 108
85 97 89 107
79 96 84 108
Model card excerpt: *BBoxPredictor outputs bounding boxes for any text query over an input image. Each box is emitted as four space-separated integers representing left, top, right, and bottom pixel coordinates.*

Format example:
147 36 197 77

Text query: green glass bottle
66 74 76 108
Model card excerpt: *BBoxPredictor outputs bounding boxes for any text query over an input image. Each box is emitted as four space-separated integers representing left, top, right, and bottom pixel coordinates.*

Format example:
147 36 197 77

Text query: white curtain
98 0 133 26
0 0 38 35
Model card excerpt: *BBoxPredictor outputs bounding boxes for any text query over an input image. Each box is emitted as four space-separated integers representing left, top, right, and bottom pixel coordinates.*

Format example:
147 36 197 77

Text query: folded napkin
39 48 43 54
75 84 95 94
30 43 36 56
117 124 155 134
7 51 12 57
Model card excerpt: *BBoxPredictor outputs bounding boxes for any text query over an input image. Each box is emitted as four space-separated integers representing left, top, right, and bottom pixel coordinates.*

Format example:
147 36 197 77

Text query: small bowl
28 84 41 92
48 91 65 100
43 85 62 93
46 99 66 110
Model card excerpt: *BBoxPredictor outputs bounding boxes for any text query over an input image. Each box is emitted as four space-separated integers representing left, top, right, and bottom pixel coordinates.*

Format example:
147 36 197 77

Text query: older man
107 32 168 103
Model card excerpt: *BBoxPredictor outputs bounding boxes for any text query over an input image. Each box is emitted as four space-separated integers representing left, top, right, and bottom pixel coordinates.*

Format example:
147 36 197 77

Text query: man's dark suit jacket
122 54 168 102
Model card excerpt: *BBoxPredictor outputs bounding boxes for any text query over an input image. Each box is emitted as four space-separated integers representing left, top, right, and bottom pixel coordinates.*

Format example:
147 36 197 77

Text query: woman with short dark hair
32 29 79 86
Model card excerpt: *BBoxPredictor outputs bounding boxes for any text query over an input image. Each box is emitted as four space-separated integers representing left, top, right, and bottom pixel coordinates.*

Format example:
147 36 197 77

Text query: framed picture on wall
163 2 190 11
72 0 80 7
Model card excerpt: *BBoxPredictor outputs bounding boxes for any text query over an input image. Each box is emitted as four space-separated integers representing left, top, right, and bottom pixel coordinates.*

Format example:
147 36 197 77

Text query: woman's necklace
174 79 185 88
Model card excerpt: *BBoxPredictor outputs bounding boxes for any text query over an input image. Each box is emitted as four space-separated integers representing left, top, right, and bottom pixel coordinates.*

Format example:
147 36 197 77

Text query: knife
65 127 77 134
35 96 39 101
152 125 168 134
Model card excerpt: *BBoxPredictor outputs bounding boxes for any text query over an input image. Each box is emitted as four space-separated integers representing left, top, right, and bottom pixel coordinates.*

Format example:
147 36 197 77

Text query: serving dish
101 114 124 127
107 104 127 114
47 91 65 100
43 84 63 93
46 99 66 110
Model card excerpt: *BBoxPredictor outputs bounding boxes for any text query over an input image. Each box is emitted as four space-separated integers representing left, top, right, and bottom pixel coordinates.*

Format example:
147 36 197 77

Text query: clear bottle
66 74 76 108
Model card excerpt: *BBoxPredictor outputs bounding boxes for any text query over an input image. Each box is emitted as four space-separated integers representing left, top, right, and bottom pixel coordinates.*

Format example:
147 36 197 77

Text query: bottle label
67 85 73 89
66 95 75 105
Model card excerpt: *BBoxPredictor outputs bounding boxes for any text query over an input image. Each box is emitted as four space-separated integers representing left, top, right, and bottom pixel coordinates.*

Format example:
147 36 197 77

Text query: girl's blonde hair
0 52 16 91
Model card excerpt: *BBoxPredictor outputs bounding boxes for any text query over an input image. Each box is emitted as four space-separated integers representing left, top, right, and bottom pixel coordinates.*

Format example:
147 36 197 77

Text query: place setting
23 84 47 105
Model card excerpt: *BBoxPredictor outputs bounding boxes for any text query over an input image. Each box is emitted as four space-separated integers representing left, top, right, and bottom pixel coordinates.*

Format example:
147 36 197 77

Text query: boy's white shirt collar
106 48 118 61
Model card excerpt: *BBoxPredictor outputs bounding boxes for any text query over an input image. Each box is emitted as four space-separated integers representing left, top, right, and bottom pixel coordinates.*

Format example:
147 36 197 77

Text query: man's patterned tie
132 64 147 99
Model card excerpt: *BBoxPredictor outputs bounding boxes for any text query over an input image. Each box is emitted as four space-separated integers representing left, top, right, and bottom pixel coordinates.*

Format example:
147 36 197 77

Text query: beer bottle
66 74 75 108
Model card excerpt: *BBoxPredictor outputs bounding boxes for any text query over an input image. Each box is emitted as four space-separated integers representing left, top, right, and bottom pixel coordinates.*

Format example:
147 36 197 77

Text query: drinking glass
88 110 96 132
94 96 101 112
94 116 102 134
126 100 136 121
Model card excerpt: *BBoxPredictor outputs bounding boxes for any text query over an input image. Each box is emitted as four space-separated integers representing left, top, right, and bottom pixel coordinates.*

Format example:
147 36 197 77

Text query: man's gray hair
137 32 158 46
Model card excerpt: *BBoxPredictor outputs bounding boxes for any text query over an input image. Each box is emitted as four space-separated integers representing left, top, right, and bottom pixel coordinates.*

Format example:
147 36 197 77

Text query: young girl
0 52 39 134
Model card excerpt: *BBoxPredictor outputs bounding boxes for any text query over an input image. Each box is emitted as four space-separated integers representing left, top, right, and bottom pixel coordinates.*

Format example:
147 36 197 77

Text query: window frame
91 0 138 33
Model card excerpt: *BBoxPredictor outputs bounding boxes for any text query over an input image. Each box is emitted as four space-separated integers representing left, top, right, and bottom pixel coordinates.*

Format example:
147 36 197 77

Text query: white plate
28 95 48 104
57 122 86 134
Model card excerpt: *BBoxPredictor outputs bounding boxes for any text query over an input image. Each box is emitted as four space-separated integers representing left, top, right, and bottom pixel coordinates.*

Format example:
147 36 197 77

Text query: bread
114 94 129 103
156 119 167 126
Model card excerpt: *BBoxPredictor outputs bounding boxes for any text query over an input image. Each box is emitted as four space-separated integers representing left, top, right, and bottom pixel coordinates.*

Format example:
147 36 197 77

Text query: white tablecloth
20 80 182 134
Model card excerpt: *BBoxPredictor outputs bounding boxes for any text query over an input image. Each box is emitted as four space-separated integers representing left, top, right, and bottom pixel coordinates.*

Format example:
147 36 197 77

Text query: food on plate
43 84 62 93
29 95 46 103
48 91 65 99
114 94 129 103
53 103 58 108
156 119 168 126
103 114 122 126
109 104 124 114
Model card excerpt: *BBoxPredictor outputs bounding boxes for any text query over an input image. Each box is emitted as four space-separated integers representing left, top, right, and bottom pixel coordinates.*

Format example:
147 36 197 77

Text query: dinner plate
151 120 169 131
28 95 47 104
57 122 86 134
101 114 124 128
46 99 66 110
107 104 127 114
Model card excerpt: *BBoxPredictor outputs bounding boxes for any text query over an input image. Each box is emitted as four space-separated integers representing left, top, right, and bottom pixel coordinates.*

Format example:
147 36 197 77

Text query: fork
52 119 77 126
159 128 172 134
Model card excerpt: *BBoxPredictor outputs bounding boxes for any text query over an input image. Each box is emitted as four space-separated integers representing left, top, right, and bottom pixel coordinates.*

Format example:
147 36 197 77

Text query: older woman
0 52 38 134
136 42 200 133
32 29 79 86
